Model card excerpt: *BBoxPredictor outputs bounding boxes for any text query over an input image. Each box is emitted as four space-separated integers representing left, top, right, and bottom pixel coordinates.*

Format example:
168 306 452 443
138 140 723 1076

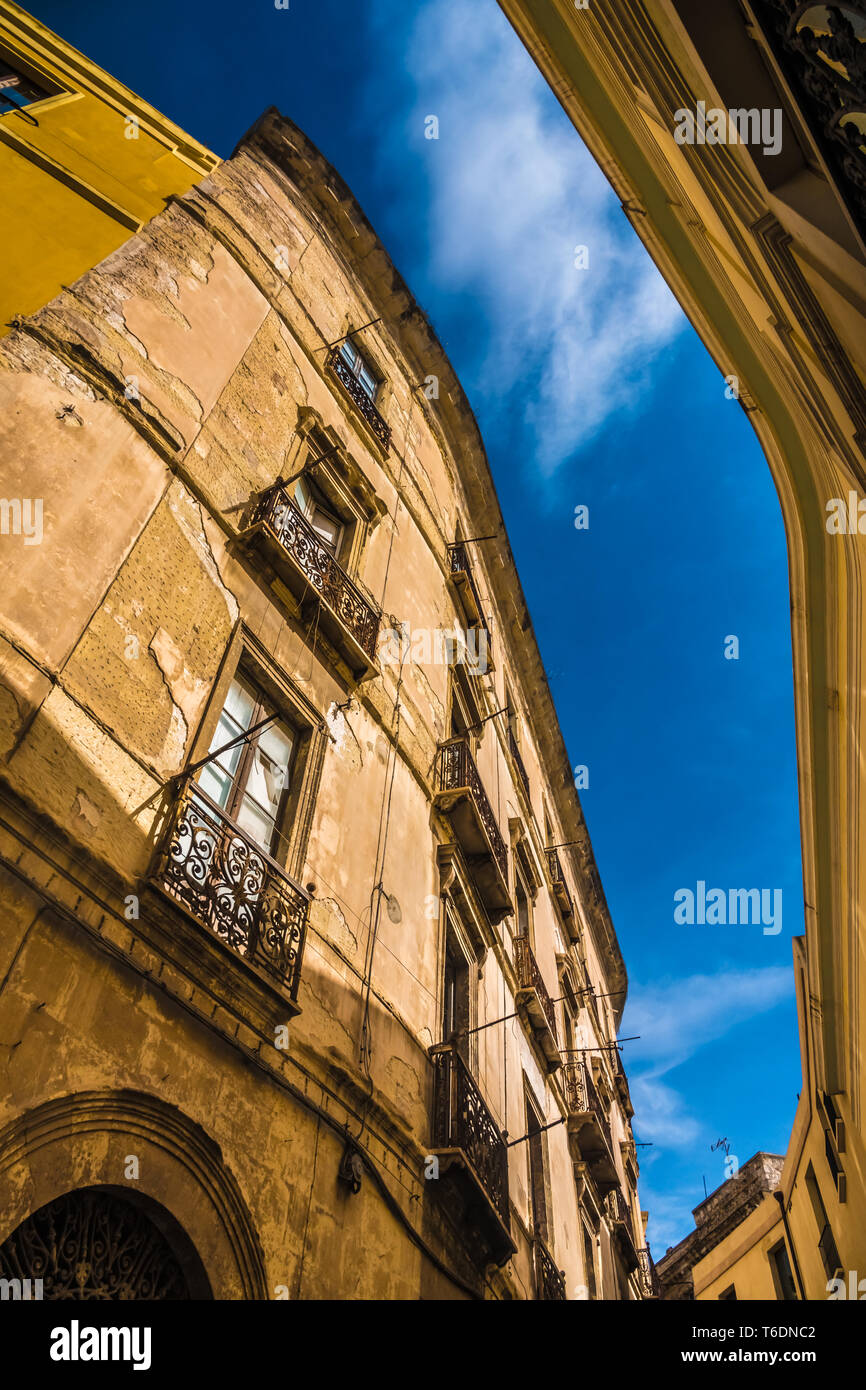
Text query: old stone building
0 12 650 1298
656 1152 785 1300
501 0 866 1297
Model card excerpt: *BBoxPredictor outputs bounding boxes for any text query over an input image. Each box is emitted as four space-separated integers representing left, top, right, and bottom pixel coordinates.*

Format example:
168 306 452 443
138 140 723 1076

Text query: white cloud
629 1073 703 1151
381 0 686 468
624 966 793 1077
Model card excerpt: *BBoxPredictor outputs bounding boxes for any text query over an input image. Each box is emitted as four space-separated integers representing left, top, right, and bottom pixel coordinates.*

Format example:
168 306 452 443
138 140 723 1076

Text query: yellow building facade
0 0 218 333
499 0 866 1298
0 10 652 1299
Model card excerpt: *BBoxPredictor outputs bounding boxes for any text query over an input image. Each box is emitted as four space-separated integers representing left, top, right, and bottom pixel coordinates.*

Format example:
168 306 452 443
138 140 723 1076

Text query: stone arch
0 1090 268 1299
0 1185 211 1299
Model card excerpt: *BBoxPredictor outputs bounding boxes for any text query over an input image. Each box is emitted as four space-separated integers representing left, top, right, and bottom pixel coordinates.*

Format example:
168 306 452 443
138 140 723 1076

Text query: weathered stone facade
0 107 646 1300
657 1153 785 1300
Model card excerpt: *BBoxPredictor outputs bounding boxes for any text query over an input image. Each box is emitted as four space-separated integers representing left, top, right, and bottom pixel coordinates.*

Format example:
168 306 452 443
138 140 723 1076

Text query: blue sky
30 0 804 1254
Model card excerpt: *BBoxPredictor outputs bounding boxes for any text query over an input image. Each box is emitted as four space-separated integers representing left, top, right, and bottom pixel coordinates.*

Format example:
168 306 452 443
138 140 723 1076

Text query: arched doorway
0 1186 212 1300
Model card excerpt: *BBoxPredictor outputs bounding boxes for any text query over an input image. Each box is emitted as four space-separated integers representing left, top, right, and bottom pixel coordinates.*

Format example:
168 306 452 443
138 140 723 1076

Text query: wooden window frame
187 624 327 885
200 672 297 856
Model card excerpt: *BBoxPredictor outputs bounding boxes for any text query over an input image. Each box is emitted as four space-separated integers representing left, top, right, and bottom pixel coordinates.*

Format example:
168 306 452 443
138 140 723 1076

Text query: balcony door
197 674 295 856
525 1088 549 1247
294 475 344 558
443 931 471 1067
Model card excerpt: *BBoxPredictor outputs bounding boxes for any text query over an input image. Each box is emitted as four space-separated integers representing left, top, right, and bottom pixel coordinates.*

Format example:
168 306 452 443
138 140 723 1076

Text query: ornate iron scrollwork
156 779 309 994
534 1238 567 1300
327 347 392 449
0 1190 191 1300
431 1043 511 1229
754 1 866 236
514 935 558 1042
436 737 508 883
256 485 381 660
546 846 574 918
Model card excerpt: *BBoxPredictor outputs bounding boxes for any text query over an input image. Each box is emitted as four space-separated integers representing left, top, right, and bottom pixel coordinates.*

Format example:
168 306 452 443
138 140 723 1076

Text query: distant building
657 1154 785 1300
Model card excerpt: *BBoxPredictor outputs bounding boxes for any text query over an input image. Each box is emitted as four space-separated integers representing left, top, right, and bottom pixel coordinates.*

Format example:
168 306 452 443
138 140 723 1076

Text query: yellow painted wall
0 1 218 331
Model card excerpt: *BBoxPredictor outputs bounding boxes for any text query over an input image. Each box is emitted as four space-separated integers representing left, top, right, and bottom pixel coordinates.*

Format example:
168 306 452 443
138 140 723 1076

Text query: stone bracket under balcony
514 936 561 1073
434 739 511 925
429 1042 516 1268
247 484 381 679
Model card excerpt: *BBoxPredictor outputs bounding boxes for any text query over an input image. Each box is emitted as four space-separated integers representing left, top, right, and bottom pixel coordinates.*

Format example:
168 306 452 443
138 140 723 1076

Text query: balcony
638 1248 661 1299
153 777 310 1004
429 1042 515 1266
250 484 380 678
447 543 492 656
514 936 560 1072
326 347 391 450
608 1185 640 1274
534 1238 567 1301
434 737 511 924
545 846 579 945
508 726 531 804
563 1058 618 1192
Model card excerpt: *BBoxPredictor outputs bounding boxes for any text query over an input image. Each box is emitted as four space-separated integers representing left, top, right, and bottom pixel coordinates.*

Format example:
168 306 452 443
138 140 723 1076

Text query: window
0 59 53 112
294 475 344 558
718 1285 737 1301
515 875 530 939
769 1241 798 1301
339 336 379 401
582 1224 598 1300
197 674 295 856
443 935 471 1063
525 1088 550 1245
805 1164 841 1277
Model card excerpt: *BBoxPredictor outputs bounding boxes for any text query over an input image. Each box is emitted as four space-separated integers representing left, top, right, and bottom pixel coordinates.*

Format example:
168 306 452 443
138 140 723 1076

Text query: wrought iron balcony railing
638 1247 661 1299
154 778 310 998
434 737 511 922
563 1057 618 1192
430 1042 514 1263
545 845 579 942
534 1238 567 1301
447 543 491 645
514 936 560 1070
252 484 381 674
752 1 866 240
508 726 530 803
608 1184 633 1234
327 347 391 449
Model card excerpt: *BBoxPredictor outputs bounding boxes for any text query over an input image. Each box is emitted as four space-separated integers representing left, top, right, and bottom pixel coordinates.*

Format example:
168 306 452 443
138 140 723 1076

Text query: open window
293 473 345 560
338 335 380 402
197 673 296 858
443 931 471 1065
0 56 55 114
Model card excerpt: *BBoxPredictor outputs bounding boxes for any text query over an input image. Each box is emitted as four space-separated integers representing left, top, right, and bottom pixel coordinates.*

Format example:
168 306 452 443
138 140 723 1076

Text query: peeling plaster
148 626 209 764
